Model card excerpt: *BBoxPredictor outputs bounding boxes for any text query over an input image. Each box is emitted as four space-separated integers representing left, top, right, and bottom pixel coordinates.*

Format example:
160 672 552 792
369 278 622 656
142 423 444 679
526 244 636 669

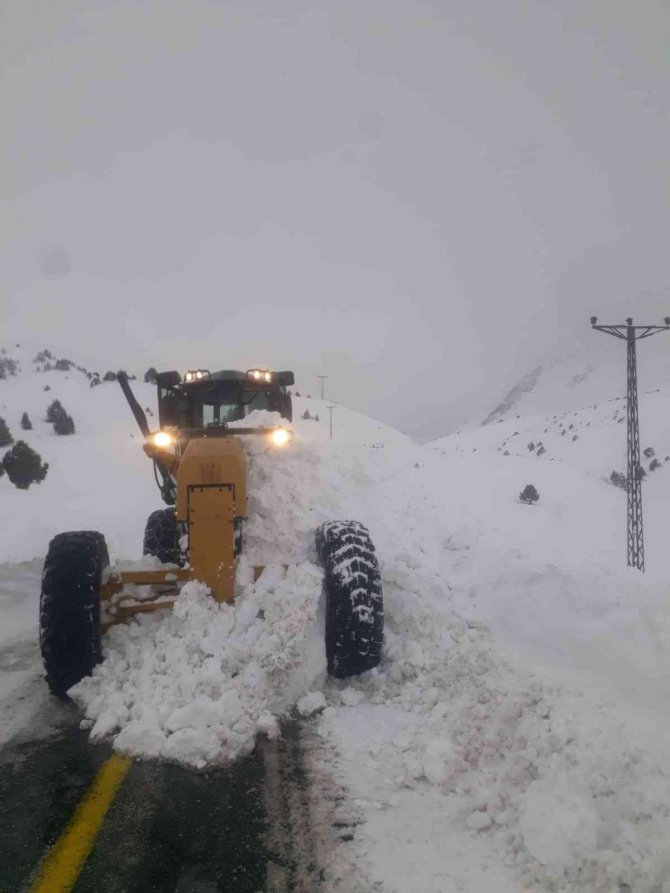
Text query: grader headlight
152 431 174 448
270 428 291 448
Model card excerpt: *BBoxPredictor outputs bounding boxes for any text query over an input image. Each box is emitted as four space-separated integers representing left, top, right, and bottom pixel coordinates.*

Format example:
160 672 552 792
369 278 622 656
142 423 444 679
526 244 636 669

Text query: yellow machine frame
100 434 257 629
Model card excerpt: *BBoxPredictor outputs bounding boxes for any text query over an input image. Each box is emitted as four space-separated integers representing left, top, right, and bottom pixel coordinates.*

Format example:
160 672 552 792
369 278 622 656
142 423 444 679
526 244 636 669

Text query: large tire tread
143 508 182 565
40 531 108 698
316 520 384 678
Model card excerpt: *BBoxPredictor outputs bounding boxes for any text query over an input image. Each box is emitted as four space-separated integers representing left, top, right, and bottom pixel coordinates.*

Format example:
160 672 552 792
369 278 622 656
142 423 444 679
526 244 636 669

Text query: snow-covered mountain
480 340 670 426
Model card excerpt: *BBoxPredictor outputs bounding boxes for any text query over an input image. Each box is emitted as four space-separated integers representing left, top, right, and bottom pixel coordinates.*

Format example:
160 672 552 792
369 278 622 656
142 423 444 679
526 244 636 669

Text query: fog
2 1 669 438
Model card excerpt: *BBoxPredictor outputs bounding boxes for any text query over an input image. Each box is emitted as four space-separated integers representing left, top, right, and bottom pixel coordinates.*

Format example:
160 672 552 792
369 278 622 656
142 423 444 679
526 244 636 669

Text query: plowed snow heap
39 367 383 697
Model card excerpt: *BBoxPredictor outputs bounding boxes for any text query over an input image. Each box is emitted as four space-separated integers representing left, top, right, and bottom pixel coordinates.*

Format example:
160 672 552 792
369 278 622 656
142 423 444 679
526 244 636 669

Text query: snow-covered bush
519 484 540 504
0 356 18 378
20 412 32 431
53 412 75 435
650 458 661 472
643 446 655 458
610 471 627 490
302 409 311 420
0 417 13 447
46 399 65 423
2 440 49 489
46 400 75 434
144 367 158 384
103 371 117 382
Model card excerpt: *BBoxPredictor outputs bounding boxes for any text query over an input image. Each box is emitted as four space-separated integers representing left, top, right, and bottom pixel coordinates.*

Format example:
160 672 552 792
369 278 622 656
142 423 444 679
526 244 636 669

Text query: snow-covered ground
3 344 670 890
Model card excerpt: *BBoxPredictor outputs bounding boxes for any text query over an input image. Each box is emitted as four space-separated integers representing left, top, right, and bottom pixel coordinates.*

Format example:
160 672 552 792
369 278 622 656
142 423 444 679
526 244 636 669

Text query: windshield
158 381 289 429
244 391 271 415
203 401 242 425
159 384 244 428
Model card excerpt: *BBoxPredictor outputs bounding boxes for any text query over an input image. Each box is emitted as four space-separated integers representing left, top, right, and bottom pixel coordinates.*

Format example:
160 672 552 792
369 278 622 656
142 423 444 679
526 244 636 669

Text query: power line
591 315 670 571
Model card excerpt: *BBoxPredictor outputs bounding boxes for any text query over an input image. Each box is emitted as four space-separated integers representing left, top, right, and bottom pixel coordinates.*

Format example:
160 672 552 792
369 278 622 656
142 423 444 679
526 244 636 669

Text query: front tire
316 521 384 678
143 508 183 565
40 531 109 698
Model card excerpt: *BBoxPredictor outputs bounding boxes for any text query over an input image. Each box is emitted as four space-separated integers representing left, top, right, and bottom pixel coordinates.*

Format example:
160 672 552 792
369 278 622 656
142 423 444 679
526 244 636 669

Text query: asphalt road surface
0 703 328 893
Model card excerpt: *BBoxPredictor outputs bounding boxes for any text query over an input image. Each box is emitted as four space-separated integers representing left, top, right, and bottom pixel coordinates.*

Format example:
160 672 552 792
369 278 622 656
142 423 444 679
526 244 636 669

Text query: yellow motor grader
39 368 384 698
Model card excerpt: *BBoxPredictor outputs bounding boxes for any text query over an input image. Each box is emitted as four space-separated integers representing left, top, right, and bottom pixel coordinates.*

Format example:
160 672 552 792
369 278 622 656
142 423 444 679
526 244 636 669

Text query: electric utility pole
318 374 329 400
591 315 670 572
327 404 337 440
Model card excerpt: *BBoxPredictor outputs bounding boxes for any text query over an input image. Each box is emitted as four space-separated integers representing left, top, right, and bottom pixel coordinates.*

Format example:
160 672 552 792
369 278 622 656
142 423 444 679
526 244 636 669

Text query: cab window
244 391 271 414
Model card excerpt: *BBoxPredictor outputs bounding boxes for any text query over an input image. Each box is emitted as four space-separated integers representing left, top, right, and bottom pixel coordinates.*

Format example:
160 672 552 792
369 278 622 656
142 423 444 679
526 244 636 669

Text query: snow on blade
70 564 326 769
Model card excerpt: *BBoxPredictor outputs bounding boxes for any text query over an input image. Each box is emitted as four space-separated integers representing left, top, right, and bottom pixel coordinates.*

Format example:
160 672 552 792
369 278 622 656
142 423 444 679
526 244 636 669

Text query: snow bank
318 567 670 891
227 409 286 428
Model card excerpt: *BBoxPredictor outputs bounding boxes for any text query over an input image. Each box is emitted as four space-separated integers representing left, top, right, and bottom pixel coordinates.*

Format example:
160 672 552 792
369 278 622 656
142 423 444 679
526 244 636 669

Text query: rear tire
40 531 109 698
316 521 384 678
143 508 182 565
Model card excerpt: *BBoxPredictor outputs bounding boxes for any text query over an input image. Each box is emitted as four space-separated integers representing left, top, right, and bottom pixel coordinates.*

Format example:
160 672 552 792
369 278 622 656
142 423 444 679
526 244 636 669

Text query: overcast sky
2 0 669 437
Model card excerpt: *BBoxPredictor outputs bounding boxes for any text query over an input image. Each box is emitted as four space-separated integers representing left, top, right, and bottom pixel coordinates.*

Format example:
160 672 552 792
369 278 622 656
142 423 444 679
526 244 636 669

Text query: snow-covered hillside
432 383 670 573
481 342 670 426
3 343 670 891
0 344 401 563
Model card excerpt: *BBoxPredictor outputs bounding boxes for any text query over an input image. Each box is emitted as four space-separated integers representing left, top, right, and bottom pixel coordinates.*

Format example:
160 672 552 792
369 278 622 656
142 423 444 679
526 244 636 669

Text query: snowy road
0 649 338 892
0 561 364 893
1 718 268 891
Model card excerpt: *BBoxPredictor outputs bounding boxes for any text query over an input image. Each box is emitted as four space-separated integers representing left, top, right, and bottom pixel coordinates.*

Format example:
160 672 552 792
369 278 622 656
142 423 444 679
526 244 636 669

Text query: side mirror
277 371 295 386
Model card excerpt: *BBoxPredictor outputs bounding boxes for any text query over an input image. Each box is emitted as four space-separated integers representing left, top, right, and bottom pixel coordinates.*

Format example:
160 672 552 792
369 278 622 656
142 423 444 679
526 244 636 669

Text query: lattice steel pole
327 403 336 440
626 325 643 569
591 315 670 571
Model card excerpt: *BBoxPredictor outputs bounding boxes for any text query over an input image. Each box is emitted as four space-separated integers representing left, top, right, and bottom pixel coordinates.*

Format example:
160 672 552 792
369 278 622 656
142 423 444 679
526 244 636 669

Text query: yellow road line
30 752 132 893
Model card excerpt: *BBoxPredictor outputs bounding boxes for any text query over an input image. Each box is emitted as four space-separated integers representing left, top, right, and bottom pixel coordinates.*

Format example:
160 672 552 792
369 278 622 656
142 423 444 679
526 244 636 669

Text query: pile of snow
71 564 326 768
227 408 286 428
68 418 418 766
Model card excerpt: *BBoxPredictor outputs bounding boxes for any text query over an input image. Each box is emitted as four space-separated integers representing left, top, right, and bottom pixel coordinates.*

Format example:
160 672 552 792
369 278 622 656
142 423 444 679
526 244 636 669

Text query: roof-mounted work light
184 369 210 382
248 369 273 382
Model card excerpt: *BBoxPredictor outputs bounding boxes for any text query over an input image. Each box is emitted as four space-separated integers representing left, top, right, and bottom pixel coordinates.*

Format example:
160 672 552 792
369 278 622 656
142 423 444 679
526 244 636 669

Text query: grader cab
39 367 384 700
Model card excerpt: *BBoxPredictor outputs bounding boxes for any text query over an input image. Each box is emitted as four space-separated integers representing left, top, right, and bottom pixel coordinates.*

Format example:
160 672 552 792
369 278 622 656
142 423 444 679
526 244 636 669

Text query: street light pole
591 315 670 571
318 374 329 400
